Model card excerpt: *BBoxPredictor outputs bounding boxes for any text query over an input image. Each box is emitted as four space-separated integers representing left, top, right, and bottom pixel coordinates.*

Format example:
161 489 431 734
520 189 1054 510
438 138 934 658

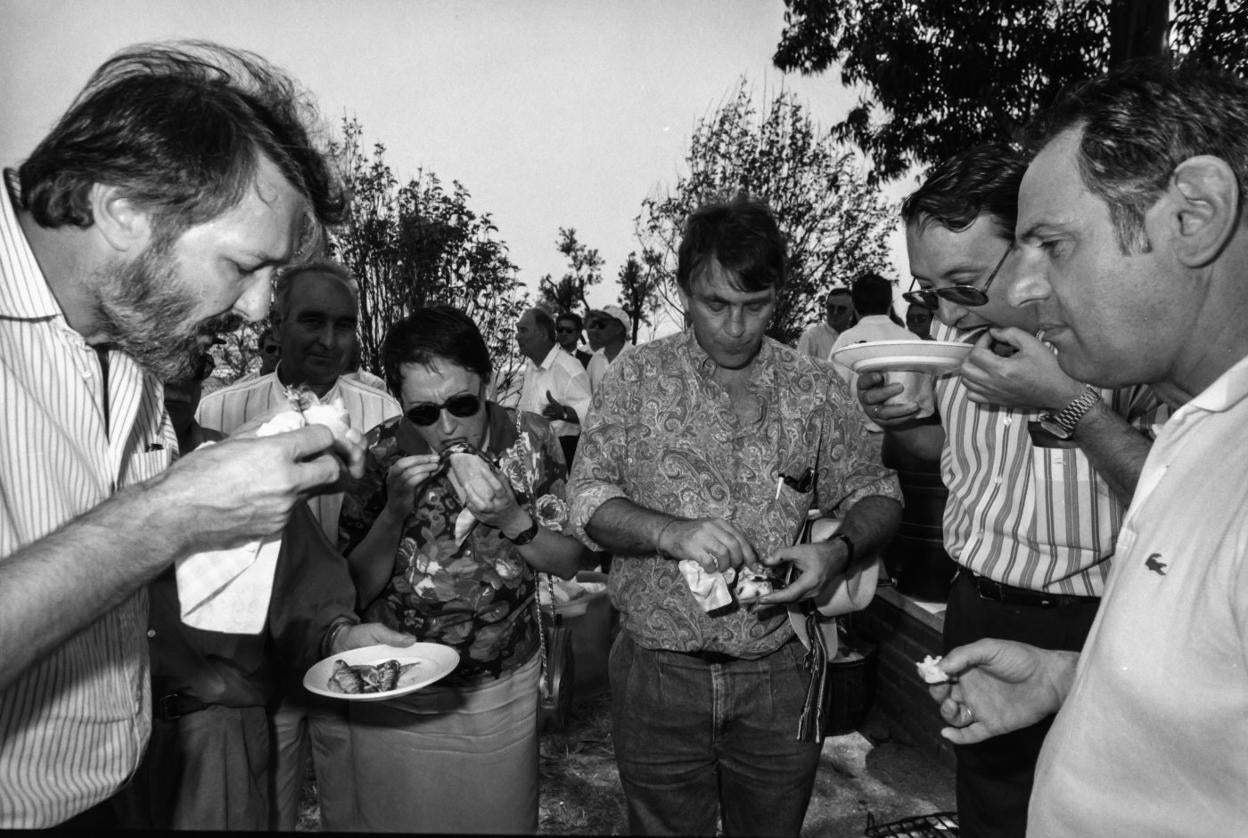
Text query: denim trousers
609 631 822 837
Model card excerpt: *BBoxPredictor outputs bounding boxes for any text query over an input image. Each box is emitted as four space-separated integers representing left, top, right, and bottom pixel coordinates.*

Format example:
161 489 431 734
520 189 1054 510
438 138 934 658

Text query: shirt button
146 629 156 639
1003 417 1012 426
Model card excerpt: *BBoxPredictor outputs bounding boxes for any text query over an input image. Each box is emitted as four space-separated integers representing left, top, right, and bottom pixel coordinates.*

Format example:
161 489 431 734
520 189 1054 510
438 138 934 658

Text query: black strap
796 601 830 743
95 346 111 437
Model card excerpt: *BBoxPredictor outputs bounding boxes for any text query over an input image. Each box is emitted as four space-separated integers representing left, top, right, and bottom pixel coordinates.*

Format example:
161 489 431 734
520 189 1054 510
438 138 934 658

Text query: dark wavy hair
381 305 492 397
17 40 344 248
1023 58 1248 254
676 197 787 293
901 142 1028 240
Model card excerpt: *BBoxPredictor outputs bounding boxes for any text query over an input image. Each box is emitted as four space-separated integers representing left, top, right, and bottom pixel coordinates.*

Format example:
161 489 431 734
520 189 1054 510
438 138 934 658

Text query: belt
686 649 739 664
971 573 1100 609
155 691 212 721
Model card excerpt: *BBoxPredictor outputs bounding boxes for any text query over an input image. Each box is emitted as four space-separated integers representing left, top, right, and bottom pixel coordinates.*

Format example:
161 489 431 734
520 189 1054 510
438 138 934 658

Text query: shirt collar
680 327 777 382
1185 351 1248 414
0 170 64 321
535 344 561 370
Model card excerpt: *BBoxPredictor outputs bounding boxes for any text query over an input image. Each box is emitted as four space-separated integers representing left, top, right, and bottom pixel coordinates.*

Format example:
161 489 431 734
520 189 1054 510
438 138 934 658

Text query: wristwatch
831 532 855 567
506 513 540 545
1038 385 1102 440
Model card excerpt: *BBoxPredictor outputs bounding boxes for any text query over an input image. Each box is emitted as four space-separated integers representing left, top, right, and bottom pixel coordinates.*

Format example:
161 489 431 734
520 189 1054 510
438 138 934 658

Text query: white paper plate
831 339 971 374
303 642 459 702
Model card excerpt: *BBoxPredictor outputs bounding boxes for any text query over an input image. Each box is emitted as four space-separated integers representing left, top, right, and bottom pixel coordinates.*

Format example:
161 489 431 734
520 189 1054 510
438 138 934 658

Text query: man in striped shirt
857 143 1164 838
195 260 400 831
0 42 359 828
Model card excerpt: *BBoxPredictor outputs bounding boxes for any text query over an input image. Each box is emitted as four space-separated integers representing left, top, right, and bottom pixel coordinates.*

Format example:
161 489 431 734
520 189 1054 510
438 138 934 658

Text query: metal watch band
1042 385 1102 437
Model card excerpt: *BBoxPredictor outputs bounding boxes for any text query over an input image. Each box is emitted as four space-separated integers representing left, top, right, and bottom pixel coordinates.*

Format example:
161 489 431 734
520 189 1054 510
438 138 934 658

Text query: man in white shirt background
796 287 854 359
516 306 592 465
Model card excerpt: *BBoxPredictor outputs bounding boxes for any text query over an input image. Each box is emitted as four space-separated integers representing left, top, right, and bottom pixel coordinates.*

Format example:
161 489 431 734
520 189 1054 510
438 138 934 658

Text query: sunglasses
555 326 579 334
261 344 280 355
902 244 1012 310
405 393 483 426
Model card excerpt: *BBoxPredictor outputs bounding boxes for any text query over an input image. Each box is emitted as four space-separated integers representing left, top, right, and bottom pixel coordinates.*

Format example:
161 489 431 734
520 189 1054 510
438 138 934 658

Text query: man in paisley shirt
569 198 903 837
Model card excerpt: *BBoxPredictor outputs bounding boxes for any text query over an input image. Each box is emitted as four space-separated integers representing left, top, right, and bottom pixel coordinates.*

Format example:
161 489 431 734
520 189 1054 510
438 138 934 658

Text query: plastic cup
882 370 935 419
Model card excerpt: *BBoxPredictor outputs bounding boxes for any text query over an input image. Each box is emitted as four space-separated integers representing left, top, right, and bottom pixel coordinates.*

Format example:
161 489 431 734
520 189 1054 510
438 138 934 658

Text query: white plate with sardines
303 643 460 702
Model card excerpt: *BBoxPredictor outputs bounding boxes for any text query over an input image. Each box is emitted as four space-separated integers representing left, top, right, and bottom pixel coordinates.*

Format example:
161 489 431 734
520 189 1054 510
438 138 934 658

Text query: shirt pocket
1028 446 1112 550
126 449 172 484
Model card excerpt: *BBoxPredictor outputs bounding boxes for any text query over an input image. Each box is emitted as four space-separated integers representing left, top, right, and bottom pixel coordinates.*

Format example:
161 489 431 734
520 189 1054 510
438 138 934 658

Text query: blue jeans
609 631 822 837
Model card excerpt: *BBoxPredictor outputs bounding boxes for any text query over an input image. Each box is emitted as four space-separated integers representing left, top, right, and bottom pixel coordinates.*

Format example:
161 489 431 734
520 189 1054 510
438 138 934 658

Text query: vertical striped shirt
195 370 401 541
932 322 1165 596
0 175 175 827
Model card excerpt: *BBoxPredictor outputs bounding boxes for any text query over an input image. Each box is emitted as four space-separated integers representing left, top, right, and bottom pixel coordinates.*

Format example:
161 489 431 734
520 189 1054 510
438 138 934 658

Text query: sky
0 0 914 336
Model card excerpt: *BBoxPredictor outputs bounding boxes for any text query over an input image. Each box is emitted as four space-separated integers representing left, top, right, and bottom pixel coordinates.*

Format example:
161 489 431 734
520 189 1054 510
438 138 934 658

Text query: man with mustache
931 60 1248 836
857 143 1164 838
0 41 359 828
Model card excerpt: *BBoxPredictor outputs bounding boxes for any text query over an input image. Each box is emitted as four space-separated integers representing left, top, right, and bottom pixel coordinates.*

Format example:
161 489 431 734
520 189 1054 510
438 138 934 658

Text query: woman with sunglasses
337 305 587 834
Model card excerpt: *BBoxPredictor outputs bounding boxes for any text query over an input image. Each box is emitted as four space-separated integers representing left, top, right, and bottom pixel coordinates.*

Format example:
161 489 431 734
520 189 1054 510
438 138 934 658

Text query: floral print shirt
339 403 570 684
569 329 902 658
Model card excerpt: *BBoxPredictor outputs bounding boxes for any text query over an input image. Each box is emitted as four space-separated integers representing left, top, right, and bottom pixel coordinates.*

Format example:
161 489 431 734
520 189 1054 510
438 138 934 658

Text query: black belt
686 649 739 664
971 573 1100 609
154 691 212 721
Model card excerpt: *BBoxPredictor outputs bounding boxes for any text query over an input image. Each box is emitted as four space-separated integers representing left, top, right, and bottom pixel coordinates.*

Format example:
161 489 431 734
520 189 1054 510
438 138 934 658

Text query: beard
94 241 243 382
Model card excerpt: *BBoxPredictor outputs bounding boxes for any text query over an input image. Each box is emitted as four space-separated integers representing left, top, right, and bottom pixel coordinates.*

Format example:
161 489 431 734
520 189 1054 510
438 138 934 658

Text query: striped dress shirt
932 322 1165 596
0 177 175 826
195 370 401 541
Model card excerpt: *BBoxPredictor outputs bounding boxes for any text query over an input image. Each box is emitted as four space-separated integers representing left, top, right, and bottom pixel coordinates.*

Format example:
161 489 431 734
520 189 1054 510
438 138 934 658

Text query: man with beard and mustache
0 41 363 829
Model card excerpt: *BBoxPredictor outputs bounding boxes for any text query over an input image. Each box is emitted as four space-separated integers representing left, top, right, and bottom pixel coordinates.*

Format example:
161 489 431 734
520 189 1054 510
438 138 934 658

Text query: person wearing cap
585 305 633 392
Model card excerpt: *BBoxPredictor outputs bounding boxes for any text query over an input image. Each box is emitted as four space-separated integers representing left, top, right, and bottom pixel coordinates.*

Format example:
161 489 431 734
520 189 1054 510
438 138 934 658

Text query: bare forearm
345 509 405 608
1071 401 1153 503
513 525 587 580
0 483 178 690
836 496 904 571
882 422 946 465
584 497 674 557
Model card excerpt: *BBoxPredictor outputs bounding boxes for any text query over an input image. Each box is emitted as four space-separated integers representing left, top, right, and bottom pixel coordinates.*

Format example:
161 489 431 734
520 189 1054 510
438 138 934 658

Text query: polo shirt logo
1145 553 1168 575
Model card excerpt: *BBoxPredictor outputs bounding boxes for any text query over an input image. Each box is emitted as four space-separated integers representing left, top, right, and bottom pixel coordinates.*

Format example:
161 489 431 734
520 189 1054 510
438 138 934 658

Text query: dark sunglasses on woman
405 394 483 426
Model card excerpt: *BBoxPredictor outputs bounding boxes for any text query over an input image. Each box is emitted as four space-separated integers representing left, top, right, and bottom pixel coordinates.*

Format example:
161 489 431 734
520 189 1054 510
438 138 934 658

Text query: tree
636 81 896 345
616 251 664 344
329 118 527 390
774 0 1248 182
537 228 604 315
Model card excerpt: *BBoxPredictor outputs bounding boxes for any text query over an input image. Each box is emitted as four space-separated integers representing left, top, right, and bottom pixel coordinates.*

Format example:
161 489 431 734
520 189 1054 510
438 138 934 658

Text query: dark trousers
609 631 821 837
943 569 1099 838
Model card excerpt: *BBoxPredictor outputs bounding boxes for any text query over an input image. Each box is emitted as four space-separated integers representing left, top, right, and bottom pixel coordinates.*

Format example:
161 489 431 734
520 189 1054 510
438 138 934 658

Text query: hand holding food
657 517 758 573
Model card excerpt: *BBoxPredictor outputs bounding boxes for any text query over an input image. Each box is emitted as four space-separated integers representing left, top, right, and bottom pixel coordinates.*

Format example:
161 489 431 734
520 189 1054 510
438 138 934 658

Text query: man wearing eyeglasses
856 143 1163 838
555 311 594 368
796 287 854 359
195 260 401 831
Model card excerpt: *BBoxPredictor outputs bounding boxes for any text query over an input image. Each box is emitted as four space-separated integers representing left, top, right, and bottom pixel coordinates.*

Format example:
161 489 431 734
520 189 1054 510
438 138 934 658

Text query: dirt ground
299 692 956 836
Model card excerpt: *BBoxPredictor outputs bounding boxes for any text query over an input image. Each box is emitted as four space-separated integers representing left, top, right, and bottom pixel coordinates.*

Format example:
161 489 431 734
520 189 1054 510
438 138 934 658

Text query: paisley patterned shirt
569 329 901 658
339 403 570 684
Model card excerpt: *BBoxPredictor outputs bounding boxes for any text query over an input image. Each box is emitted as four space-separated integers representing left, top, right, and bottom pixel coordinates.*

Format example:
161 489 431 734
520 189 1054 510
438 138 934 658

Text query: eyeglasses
902 244 1012 310
405 394 483 426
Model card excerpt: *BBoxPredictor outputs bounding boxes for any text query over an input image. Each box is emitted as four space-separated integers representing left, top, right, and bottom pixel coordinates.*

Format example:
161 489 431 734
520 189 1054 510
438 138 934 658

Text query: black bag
537 576 575 731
